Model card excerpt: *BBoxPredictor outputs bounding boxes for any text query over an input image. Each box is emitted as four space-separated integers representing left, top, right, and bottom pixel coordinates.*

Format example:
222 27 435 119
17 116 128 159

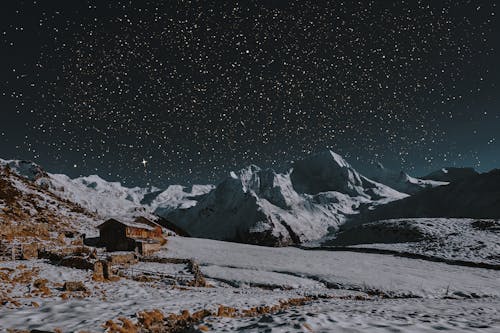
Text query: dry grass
0 165 95 247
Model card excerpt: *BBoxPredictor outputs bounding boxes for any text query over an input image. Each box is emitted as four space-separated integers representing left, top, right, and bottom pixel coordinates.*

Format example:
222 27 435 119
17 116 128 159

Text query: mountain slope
0 162 98 243
362 169 500 221
161 151 407 246
368 163 447 194
421 167 479 183
41 173 154 219
1 159 213 227
290 152 405 200
323 218 500 266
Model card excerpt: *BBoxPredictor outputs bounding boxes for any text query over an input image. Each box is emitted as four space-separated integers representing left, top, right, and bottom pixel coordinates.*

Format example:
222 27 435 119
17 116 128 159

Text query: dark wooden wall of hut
99 223 135 251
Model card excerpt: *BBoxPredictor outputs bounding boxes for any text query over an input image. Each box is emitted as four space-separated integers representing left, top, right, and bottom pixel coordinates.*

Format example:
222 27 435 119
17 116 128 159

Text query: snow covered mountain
3 151 407 246
367 162 447 194
1 153 499 248
160 151 407 246
41 173 154 219
0 158 213 225
421 167 479 183
0 160 98 239
290 152 408 200
41 175 214 223
363 168 500 222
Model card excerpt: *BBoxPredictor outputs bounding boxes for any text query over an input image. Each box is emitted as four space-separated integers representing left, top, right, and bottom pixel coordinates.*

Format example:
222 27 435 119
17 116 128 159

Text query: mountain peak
308 150 351 169
289 150 404 200
422 167 479 183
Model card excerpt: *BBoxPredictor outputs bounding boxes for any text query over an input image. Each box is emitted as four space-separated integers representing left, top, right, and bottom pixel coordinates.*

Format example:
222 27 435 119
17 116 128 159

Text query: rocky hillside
0 162 97 248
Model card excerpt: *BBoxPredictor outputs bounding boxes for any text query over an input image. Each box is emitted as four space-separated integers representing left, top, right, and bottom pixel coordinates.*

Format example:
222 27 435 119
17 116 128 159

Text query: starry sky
0 0 498 187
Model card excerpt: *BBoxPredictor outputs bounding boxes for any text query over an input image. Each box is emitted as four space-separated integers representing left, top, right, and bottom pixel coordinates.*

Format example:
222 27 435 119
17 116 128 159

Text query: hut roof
97 217 159 231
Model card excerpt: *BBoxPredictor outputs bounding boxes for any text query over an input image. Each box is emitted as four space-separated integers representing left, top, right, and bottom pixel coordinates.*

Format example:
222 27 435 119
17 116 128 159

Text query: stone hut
97 217 164 255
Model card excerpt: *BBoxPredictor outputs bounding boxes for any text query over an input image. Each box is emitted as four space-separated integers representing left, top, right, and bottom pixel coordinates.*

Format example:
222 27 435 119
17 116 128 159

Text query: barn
97 217 164 255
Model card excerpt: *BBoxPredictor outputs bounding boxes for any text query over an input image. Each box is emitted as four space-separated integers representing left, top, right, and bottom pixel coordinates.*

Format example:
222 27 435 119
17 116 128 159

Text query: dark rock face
364 169 500 221
421 167 479 183
326 220 426 246
368 163 446 195
290 150 368 196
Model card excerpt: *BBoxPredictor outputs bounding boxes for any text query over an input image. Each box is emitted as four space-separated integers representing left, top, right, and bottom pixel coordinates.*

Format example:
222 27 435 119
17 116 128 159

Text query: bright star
141 159 148 168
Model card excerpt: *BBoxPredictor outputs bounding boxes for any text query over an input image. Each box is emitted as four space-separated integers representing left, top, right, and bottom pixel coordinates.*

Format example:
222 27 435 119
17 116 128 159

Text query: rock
107 252 137 265
21 243 39 260
63 281 87 292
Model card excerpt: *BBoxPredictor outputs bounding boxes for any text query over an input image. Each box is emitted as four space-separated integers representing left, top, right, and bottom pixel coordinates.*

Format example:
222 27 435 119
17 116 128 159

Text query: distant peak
230 164 262 179
304 150 350 168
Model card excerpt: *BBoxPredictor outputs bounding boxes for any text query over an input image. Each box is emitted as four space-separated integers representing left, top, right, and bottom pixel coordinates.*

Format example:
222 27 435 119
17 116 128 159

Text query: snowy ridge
368 162 447 194
421 167 479 183
41 173 154 219
364 169 500 221
1 158 213 223
151 184 215 215
0 161 99 236
324 218 500 266
161 150 407 246
43 174 215 222
290 151 405 201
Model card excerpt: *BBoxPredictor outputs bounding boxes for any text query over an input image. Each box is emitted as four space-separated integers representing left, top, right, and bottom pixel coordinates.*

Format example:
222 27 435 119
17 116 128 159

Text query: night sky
1 0 498 187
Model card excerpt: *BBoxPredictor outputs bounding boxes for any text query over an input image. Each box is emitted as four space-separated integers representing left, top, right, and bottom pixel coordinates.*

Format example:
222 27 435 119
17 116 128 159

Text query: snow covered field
1 237 499 332
0 260 324 331
199 298 500 332
164 237 499 298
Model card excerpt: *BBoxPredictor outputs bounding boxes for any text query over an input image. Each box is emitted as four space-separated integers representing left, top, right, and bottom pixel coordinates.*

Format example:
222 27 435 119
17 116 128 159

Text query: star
1 1 497 186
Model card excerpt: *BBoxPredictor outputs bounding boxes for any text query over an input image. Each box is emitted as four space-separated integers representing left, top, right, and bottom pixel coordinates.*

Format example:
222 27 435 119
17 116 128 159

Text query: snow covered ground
324 218 500 266
163 237 500 298
198 298 500 332
0 259 326 332
1 237 499 332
